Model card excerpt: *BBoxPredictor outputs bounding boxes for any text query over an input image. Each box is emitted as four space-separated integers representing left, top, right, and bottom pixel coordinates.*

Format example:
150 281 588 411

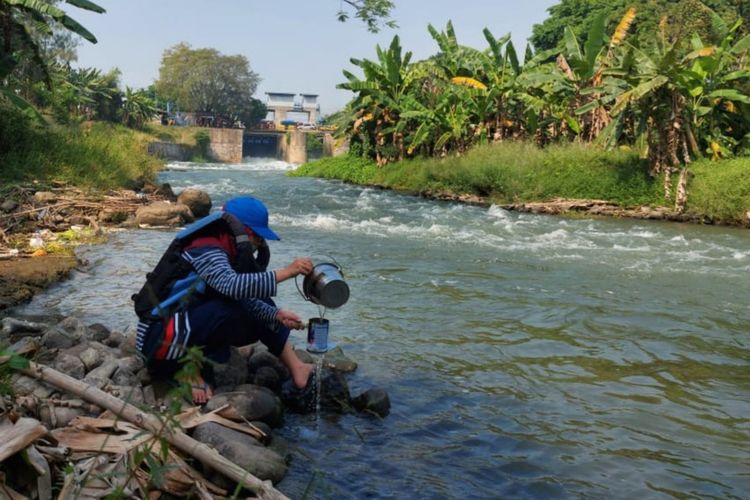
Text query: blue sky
73 0 558 114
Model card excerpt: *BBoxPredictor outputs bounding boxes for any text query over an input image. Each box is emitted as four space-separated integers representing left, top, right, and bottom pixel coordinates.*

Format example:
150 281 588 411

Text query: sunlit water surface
21 158 750 498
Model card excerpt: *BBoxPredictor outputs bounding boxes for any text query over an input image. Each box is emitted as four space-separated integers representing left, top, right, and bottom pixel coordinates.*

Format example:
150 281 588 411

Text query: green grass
0 107 164 189
292 142 750 224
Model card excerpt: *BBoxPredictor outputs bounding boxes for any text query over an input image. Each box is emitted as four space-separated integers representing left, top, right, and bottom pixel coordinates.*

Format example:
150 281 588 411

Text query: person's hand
287 257 313 276
276 309 304 330
275 257 313 282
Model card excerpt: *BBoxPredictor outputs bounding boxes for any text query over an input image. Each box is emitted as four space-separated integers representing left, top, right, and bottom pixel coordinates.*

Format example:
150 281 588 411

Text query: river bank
291 143 750 228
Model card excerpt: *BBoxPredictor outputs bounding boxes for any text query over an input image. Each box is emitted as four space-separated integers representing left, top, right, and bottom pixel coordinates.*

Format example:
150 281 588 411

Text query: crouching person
132 196 314 403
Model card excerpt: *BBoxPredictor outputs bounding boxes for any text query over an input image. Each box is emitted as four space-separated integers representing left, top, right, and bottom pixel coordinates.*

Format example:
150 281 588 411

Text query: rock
87 323 111 342
321 346 358 373
352 388 391 418
78 347 103 372
104 330 127 349
33 191 57 203
108 385 144 405
11 374 53 399
112 368 137 386
1 200 17 212
97 209 130 224
212 347 248 389
142 182 175 199
192 422 287 484
253 366 281 394
204 386 283 427
281 368 351 414
143 385 157 407
58 317 89 339
177 188 212 218
42 326 79 349
135 202 194 227
117 356 144 374
248 350 289 381
53 353 86 380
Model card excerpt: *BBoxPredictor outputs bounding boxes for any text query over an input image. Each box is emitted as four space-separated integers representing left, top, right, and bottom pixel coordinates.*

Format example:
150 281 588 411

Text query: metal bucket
302 262 350 309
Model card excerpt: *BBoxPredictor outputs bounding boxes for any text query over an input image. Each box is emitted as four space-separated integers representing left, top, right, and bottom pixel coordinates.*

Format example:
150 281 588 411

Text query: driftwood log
19 361 289 500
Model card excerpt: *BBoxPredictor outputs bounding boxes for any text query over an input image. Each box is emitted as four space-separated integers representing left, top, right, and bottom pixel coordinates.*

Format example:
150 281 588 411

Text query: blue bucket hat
223 196 280 241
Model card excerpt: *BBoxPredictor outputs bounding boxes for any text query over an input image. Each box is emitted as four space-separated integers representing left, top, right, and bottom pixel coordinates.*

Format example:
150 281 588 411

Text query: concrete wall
147 142 193 161
278 130 307 164
208 128 243 163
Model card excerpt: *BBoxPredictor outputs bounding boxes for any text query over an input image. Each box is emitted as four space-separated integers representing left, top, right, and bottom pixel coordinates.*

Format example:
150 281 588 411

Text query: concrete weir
149 127 334 164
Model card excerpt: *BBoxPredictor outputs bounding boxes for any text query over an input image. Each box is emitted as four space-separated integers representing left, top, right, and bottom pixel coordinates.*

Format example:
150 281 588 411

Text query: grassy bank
0 107 164 189
291 142 750 224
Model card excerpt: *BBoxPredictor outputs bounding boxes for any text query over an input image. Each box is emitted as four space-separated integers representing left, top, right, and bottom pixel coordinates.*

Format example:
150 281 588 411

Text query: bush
194 129 211 158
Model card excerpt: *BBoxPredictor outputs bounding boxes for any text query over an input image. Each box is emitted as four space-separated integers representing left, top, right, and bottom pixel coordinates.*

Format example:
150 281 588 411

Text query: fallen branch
19 361 289 500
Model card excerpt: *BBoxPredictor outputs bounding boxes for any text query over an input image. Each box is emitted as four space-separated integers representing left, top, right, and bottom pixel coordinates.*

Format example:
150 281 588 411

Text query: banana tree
0 0 104 118
338 35 420 164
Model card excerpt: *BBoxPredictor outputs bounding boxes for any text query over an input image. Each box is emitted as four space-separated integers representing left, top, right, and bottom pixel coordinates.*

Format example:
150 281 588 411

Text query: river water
20 159 750 499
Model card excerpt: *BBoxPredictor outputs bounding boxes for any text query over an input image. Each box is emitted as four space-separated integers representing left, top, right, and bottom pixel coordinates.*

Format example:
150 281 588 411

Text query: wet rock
135 202 193 227
192 422 287 484
249 421 273 445
53 353 85 380
204 385 283 427
352 387 391 418
281 368 351 414
321 346 358 373
176 188 211 218
212 347 248 389
248 350 289 381
253 366 281 394
33 191 57 203
87 323 111 343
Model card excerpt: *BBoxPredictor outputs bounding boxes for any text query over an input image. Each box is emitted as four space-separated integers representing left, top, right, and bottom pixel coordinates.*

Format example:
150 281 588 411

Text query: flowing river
20 159 750 498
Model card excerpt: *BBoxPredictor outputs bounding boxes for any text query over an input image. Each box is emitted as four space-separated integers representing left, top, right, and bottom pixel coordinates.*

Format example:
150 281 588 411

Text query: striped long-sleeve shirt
135 246 279 358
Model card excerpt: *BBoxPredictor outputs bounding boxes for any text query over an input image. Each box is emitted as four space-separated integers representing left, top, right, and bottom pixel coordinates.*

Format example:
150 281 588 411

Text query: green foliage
530 0 748 51
194 128 210 157
0 104 163 188
294 143 664 207
337 0 396 32
154 42 260 128
685 156 750 220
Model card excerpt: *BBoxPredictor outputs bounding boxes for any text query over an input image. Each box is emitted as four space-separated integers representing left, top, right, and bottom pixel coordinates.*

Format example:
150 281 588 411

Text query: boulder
253 366 281 394
42 326 80 349
192 422 287 484
1 200 17 212
352 388 391 418
248 350 289 381
53 353 85 380
281 368 351 414
135 202 194 227
78 346 103 372
295 346 357 373
212 347 248 390
87 323 111 343
177 188 212 218
204 385 283 427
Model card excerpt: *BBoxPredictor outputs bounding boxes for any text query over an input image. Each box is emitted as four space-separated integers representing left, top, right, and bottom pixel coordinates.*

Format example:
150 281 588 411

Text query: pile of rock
0 313 390 496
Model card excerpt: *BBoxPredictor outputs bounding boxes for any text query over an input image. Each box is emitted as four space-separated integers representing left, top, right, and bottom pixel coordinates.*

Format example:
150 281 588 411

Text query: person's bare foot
292 363 314 390
190 374 214 404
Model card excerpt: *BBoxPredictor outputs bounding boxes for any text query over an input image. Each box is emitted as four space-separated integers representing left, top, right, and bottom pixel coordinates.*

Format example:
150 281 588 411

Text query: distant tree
154 43 260 128
337 0 396 32
530 0 748 51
